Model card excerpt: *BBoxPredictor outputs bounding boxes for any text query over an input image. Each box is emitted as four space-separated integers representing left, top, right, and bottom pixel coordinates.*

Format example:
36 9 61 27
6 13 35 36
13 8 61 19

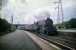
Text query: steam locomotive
29 17 58 35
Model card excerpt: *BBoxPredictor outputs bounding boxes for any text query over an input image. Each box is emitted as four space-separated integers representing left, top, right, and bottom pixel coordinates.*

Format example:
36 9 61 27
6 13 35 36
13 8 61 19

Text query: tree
63 21 71 28
0 18 11 32
69 18 76 28
57 18 76 29
0 18 16 35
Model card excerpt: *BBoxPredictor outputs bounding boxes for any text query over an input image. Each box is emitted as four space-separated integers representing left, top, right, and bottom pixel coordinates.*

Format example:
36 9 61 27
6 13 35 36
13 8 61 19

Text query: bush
56 18 76 29
9 25 16 32
0 18 16 36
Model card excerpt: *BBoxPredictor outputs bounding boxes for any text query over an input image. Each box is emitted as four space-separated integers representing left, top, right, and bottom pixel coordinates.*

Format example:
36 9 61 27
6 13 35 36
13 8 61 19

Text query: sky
1 0 76 24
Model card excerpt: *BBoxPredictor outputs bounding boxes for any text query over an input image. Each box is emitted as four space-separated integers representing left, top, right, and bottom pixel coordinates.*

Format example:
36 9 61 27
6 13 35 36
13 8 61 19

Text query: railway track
36 33 76 50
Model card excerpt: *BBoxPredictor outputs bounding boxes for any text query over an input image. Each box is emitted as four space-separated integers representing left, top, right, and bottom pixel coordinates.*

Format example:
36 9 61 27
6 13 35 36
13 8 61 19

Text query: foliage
56 18 76 29
63 22 71 28
69 18 76 28
0 18 10 32
9 24 16 32
0 18 16 35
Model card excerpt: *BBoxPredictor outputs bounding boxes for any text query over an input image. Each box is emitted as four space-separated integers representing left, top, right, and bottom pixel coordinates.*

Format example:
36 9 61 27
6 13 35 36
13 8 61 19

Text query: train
26 17 58 35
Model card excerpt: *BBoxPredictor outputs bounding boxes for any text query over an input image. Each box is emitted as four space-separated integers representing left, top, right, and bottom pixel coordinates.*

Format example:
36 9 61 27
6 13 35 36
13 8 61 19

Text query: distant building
14 24 25 30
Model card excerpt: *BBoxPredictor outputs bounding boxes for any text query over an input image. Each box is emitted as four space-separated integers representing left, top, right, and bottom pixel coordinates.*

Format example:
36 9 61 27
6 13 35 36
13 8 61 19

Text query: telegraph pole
0 0 2 18
54 0 64 28
11 16 13 24
60 0 64 28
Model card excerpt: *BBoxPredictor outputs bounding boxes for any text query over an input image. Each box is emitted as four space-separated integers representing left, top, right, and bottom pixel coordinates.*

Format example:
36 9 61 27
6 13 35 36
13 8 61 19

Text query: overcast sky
1 0 76 24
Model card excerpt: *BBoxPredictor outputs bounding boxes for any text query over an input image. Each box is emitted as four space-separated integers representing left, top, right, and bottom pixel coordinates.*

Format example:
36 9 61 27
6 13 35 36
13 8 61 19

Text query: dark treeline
56 18 76 29
0 18 16 36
